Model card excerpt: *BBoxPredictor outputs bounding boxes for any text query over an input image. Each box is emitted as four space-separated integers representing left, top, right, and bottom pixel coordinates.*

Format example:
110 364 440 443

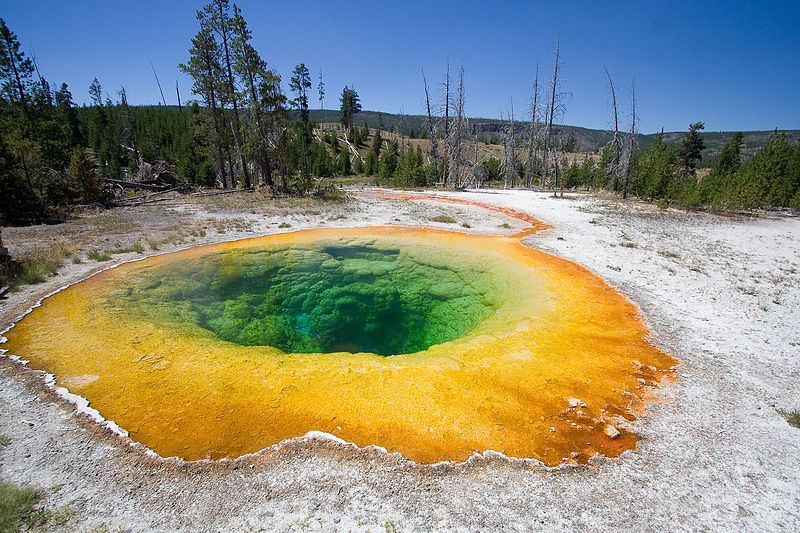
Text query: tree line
2 6 799 226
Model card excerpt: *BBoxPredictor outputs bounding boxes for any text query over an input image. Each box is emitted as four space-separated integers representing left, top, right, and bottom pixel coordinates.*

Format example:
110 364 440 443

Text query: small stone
567 397 587 408
604 425 621 439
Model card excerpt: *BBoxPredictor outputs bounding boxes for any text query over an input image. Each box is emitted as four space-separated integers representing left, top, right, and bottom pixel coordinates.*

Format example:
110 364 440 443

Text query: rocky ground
1 189 798 532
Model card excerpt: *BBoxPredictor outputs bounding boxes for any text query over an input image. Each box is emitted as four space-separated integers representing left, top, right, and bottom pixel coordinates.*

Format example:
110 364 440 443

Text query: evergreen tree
0 18 34 111
562 134 578 153
290 63 312 190
339 86 361 130
379 138 399 179
714 131 743 176
198 0 250 188
734 132 796 208
677 122 705 176
365 128 382 175
180 24 230 187
336 149 351 175
64 147 104 203
700 131 742 205
230 4 284 188
631 132 678 200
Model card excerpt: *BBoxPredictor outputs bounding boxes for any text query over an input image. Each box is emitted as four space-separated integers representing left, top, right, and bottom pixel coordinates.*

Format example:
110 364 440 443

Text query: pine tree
180 25 230 188
632 132 678 200
230 4 283 188
339 86 361 130
0 18 34 111
379 138 399 179
290 63 312 190
677 122 705 176
198 0 250 188
735 132 795 207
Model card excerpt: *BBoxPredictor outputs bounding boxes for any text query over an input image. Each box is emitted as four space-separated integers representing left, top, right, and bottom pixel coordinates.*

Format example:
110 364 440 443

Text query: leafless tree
622 77 637 199
448 66 469 187
543 38 566 196
442 60 451 186
422 70 439 167
502 101 518 188
604 66 622 191
525 64 541 188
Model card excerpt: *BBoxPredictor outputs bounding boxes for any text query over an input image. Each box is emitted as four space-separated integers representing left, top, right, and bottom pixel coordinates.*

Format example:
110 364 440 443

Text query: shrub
0 478 41 533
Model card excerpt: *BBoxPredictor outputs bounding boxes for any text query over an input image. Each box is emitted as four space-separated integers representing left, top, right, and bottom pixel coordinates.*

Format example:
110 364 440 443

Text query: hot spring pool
1 226 676 465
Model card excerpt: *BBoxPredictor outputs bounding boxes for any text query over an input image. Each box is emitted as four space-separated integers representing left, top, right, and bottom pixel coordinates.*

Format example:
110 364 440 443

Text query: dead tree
604 66 622 191
502 102 518 188
422 70 439 168
543 38 565 196
448 66 467 187
525 64 540 188
622 77 637 199
442 60 451 186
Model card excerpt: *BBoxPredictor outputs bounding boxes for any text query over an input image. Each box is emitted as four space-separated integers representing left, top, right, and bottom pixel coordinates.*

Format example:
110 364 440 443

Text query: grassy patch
0 478 40 533
461 222 472 228
430 215 457 224
780 409 800 428
83 524 126 533
619 242 638 248
110 240 145 255
86 249 112 262
0 435 9 447
658 250 681 259
1 237 79 286
499 223 512 229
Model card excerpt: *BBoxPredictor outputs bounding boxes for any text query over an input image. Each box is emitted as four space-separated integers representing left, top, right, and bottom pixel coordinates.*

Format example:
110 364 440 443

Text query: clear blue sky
3 1 799 133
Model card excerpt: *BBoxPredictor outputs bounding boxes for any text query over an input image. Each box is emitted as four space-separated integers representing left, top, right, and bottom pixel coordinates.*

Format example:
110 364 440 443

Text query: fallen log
103 178 173 191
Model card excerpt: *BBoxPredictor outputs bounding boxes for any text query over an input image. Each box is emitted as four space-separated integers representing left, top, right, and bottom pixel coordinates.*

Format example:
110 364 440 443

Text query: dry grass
1 237 80 286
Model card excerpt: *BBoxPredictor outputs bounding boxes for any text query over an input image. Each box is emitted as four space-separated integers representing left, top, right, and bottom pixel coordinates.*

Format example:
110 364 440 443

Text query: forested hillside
1 4 799 226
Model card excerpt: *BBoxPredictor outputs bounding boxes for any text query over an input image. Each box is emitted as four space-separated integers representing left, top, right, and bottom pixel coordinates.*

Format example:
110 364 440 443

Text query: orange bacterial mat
2 212 676 466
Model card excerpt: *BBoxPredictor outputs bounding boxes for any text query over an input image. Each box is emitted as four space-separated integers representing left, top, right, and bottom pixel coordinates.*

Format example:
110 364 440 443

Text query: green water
110 239 503 355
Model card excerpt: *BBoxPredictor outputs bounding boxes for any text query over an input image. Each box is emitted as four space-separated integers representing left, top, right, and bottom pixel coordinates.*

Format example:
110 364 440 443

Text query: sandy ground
1 189 798 532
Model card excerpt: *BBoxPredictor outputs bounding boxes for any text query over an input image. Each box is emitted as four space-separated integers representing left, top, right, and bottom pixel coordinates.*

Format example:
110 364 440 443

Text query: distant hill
307 109 799 166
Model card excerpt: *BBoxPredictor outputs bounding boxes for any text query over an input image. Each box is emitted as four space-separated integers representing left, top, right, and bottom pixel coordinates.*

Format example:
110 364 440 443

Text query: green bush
0 478 41 533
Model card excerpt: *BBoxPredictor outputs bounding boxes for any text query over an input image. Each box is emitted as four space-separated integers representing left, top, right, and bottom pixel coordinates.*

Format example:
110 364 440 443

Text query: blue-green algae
110 238 503 355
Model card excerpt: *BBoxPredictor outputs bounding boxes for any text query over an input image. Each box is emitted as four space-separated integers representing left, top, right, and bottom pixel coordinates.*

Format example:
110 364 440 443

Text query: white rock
567 397 587 408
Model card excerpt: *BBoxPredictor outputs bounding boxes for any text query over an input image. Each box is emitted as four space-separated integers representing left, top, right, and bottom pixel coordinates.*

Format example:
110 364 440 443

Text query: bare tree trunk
604 66 621 192
208 87 228 188
525 65 540 188
509 100 516 187
546 38 560 194
422 70 439 168
623 78 637 199
151 63 168 107
502 110 509 189
502 102 518 189
443 60 450 187
449 66 466 187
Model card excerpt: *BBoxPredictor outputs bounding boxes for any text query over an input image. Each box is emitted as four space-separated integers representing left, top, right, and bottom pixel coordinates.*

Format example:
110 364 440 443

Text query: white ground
1 189 799 532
